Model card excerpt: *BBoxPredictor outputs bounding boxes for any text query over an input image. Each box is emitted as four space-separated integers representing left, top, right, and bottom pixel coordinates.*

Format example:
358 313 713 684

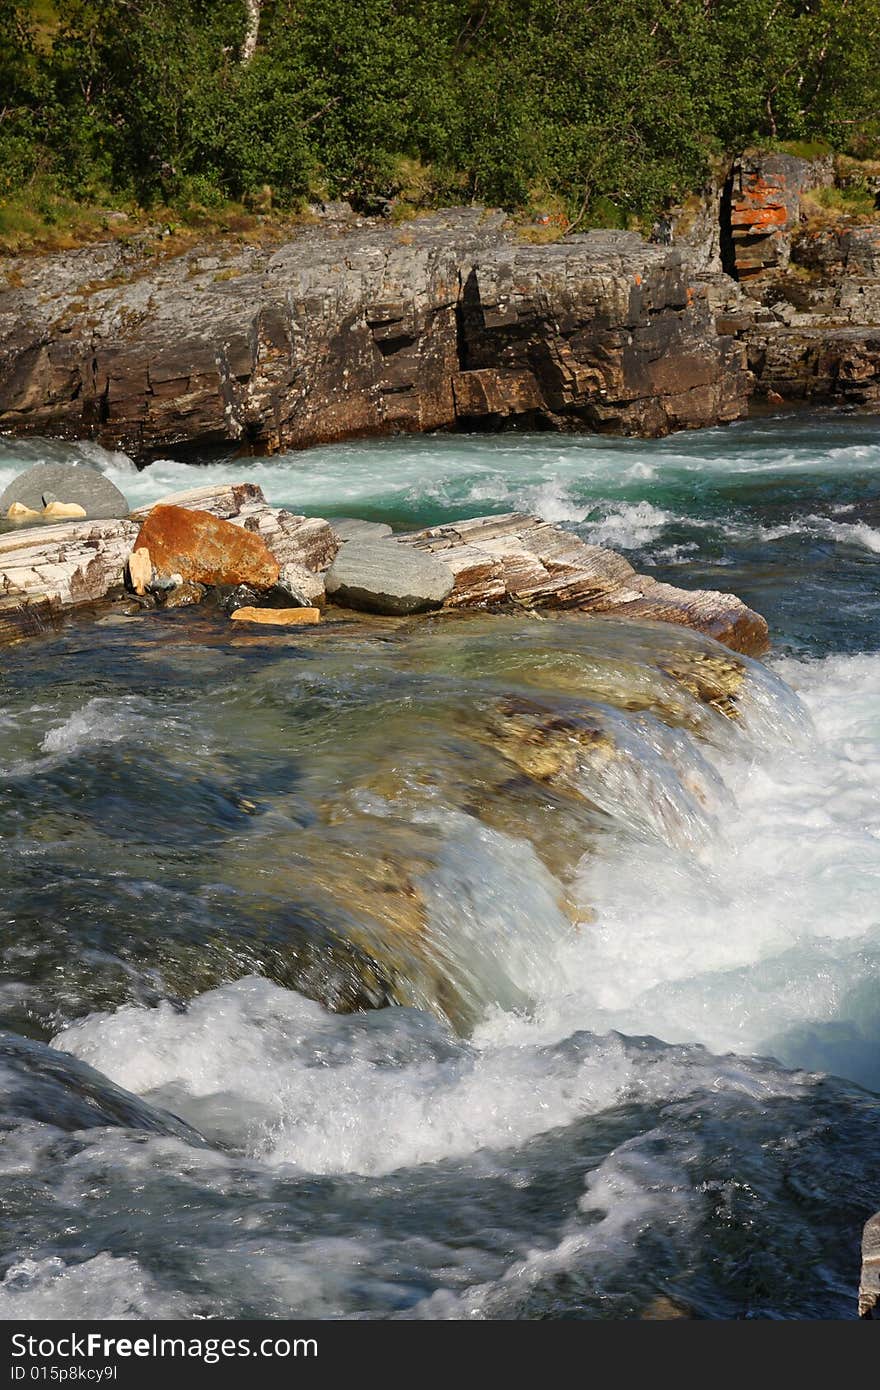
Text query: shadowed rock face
0 211 752 460
0 1032 204 1141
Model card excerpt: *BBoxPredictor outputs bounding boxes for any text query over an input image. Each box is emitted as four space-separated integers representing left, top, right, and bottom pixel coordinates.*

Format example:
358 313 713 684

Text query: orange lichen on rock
133 504 280 588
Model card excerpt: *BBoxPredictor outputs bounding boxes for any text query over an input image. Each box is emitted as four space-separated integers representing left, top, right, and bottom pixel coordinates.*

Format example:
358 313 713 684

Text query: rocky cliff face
0 210 751 461
710 153 880 408
723 150 834 281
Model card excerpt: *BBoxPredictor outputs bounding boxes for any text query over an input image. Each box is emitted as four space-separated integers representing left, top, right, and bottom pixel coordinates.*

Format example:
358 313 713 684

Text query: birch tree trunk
242 0 261 63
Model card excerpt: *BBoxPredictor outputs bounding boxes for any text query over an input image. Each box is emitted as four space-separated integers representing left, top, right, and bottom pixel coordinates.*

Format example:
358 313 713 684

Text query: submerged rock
133 503 280 589
0 462 129 521
326 538 455 615
0 1031 204 1142
159 579 207 609
229 606 321 626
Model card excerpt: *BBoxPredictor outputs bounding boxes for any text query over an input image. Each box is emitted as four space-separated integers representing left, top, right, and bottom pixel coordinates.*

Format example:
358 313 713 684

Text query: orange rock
229 606 321 626
133 505 280 589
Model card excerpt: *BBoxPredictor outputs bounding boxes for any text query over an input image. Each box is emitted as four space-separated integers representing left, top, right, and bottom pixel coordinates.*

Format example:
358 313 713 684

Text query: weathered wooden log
398 513 769 656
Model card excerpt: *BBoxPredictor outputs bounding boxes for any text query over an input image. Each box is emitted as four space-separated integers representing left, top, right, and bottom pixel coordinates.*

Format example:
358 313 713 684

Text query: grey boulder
330 518 394 543
0 462 129 521
325 539 454 615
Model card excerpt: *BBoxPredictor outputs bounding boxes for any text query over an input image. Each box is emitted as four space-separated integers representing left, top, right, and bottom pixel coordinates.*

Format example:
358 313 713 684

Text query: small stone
229 606 321 626
325 539 454 615
160 580 206 609
277 561 326 607
5 502 41 522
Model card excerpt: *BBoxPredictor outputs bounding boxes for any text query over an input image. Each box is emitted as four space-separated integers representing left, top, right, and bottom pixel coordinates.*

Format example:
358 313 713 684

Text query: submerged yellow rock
230 606 321 626
6 501 41 521
42 500 87 520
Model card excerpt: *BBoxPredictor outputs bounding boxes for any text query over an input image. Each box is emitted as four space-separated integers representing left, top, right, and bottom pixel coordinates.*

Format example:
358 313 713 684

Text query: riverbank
1 151 877 463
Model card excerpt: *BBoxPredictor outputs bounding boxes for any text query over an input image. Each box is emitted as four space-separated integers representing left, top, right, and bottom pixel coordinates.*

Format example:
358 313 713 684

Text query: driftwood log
1 482 767 655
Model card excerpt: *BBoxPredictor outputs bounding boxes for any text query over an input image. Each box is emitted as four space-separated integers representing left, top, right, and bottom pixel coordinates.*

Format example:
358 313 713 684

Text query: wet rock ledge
0 479 769 656
0 209 750 460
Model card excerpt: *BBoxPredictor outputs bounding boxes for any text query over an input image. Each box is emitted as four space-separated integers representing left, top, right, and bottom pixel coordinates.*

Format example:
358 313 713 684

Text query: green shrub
2 1 880 230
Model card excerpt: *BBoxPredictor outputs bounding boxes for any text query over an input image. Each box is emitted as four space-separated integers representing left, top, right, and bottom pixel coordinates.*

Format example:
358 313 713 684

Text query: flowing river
1 413 879 1319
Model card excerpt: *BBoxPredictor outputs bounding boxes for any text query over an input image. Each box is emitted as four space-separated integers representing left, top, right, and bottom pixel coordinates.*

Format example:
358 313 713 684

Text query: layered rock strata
0 211 751 458
0 482 769 656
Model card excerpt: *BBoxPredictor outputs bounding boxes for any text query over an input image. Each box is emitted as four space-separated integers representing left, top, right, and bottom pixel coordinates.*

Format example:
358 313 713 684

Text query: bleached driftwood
398 513 769 655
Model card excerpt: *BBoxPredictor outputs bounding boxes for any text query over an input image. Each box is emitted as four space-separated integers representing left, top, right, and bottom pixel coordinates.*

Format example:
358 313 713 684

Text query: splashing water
1 415 879 1319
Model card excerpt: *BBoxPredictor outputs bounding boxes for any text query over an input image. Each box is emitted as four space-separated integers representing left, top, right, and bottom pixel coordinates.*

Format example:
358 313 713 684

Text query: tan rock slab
229 606 321 626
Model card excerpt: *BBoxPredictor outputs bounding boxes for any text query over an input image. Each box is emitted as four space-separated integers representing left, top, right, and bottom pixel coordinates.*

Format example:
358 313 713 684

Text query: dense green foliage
2 0 880 223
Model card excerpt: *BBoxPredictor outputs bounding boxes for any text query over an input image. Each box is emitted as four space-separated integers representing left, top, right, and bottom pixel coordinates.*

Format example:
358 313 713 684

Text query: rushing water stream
1 413 879 1319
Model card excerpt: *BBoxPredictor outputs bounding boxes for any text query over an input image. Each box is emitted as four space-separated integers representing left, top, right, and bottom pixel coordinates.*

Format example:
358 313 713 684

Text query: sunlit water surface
1 414 879 1320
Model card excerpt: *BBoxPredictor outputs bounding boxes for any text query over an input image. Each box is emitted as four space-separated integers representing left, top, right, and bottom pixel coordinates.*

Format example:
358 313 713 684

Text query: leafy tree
2 0 880 222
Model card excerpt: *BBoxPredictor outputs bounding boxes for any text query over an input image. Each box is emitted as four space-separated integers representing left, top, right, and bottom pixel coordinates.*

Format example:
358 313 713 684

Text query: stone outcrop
0 481 769 654
745 323 880 407
0 515 139 643
723 150 832 282
0 210 752 459
665 150 880 407
740 219 880 406
0 481 336 643
130 481 339 573
397 513 769 655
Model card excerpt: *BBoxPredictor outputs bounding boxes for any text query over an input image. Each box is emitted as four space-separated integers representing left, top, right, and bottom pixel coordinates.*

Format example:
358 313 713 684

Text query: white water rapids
1 416 879 1318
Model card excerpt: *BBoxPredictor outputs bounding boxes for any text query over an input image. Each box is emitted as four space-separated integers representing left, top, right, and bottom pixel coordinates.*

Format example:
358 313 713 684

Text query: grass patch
807 185 879 220
0 182 319 258
775 138 833 161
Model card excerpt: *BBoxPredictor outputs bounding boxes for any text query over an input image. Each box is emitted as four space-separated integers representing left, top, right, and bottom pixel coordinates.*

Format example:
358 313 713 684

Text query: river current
0 413 878 1319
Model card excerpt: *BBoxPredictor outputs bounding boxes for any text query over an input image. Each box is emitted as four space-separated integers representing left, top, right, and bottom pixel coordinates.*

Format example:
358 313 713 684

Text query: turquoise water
6 412 877 654
0 415 879 1320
